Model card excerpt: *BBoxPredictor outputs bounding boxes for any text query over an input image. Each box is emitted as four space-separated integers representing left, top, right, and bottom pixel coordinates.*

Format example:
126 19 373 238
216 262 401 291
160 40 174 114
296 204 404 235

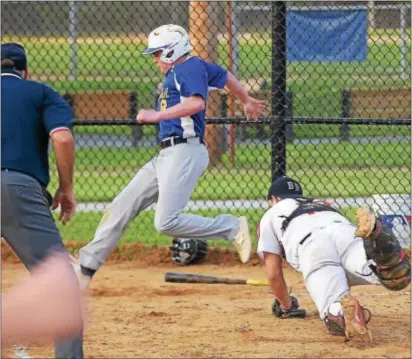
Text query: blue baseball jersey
1 69 72 187
157 56 227 141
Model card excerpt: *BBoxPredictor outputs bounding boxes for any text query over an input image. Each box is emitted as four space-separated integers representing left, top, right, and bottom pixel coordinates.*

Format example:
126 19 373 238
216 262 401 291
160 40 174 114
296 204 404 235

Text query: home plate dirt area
1 242 410 358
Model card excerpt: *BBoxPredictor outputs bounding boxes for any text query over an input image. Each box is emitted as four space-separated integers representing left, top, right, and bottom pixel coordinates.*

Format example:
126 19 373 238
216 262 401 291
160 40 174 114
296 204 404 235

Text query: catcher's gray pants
80 139 240 271
1 170 84 359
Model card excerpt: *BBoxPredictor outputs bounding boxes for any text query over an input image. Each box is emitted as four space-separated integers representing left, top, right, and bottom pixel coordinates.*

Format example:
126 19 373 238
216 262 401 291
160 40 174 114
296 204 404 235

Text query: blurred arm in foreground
2 252 85 347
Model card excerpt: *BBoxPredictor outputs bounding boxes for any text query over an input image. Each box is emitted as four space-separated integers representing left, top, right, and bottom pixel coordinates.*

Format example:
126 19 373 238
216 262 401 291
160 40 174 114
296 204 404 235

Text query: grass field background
3 29 411 126
3 30 409 247
48 139 410 203
56 207 359 248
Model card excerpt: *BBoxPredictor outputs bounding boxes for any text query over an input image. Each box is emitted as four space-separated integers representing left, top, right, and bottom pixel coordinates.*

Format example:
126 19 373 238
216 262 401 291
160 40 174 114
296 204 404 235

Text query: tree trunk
189 1 224 165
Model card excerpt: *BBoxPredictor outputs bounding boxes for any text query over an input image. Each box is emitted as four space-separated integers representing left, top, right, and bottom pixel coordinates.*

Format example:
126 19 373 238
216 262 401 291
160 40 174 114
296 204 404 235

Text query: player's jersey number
160 99 167 111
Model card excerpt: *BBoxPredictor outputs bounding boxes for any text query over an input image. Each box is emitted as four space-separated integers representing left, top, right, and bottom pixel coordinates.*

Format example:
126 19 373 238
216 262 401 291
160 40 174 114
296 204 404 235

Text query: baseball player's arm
137 96 205 124
42 86 76 224
157 95 205 120
263 252 292 310
51 130 74 191
1 252 84 347
225 71 265 121
50 130 76 224
225 71 249 104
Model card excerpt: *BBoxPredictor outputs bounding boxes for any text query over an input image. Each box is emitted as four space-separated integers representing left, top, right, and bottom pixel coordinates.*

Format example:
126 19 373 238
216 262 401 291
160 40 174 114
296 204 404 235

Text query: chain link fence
2 1 411 248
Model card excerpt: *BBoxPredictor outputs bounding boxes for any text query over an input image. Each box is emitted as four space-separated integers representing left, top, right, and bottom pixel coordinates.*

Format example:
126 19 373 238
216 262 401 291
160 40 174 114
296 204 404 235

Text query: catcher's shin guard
356 207 411 291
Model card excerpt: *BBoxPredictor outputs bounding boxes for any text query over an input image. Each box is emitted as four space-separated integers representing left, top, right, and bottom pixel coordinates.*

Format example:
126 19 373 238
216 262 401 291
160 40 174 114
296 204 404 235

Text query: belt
299 233 312 245
160 136 204 149
298 220 343 246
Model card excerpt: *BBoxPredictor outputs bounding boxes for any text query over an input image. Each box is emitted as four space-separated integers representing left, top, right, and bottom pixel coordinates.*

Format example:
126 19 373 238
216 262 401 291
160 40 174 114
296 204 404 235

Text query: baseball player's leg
330 222 381 286
299 231 370 339
340 238 381 286
1 171 84 359
79 158 159 272
154 143 237 239
154 141 251 262
355 207 410 291
299 232 349 320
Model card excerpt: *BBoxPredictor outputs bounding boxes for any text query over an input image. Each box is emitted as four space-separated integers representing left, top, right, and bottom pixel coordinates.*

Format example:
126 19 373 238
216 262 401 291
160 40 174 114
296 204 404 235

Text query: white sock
329 302 344 316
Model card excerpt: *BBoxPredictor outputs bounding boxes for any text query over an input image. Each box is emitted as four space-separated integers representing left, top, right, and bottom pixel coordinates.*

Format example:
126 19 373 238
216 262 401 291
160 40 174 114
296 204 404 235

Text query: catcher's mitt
170 238 208 266
272 295 307 319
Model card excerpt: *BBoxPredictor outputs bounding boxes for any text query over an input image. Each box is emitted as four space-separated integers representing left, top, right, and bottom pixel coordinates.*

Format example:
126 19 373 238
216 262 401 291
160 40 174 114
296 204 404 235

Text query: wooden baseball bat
164 272 269 286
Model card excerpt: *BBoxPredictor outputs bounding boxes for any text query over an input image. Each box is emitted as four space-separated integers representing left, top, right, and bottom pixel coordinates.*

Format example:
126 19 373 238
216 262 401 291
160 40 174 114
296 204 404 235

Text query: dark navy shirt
1 69 72 187
157 56 227 141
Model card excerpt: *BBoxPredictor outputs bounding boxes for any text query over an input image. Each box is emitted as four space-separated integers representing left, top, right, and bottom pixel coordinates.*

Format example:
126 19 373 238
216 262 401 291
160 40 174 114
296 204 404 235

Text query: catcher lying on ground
257 176 410 341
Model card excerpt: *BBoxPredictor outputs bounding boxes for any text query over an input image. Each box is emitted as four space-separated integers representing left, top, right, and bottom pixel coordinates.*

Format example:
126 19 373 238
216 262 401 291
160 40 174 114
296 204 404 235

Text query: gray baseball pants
1 170 83 359
80 139 240 271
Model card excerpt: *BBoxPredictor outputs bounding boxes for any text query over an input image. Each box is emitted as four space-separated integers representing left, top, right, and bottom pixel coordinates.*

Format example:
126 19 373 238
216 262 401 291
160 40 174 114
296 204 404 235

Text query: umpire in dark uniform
1 43 83 358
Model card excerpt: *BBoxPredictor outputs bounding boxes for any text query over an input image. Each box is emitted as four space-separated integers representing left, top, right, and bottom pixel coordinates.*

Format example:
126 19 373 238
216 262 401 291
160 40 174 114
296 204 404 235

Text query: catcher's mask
170 238 208 266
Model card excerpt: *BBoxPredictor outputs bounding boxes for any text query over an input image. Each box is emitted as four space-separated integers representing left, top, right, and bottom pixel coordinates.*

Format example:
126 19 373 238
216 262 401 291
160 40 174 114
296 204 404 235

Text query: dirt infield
2 242 411 358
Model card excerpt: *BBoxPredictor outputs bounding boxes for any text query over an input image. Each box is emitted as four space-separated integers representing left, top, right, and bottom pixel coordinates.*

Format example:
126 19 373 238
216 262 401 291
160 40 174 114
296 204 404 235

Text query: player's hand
272 295 307 319
136 109 161 124
52 188 76 225
243 97 265 121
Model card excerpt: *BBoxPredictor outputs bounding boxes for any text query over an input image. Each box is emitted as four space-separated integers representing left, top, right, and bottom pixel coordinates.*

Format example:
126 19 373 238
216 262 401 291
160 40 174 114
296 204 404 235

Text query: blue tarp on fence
287 10 368 62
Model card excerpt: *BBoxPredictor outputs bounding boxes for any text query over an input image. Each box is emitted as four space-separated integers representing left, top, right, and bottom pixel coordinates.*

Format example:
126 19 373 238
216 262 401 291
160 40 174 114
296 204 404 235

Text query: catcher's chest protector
280 199 339 234
363 222 411 291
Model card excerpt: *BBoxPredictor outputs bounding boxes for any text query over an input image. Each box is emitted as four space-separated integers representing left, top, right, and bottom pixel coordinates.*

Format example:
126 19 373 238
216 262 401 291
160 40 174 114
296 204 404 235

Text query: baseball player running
74 24 264 288
257 176 410 341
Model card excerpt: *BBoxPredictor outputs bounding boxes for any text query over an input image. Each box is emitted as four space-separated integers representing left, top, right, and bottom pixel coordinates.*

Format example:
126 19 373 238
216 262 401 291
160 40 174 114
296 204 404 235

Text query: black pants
1 170 83 359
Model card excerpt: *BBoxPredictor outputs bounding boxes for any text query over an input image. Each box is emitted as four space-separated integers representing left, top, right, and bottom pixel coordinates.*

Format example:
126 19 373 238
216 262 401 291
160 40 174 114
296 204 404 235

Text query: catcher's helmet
170 238 208 266
1 43 27 70
143 24 192 64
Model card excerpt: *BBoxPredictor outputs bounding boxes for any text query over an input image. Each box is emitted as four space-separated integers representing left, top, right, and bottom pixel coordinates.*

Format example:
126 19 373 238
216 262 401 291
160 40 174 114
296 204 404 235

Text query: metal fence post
340 90 351 141
129 90 141 147
400 4 408 79
68 0 79 82
220 92 229 152
285 91 294 142
271 1 287 182
231 1 244 141
154 91 160 138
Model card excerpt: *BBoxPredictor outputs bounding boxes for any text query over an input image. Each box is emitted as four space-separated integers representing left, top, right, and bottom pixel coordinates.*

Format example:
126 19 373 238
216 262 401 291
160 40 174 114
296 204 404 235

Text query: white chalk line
75 196 376 212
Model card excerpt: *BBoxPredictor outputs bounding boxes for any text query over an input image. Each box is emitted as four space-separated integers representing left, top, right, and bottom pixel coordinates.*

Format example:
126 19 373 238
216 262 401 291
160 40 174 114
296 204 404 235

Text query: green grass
221 34 411 119
73 122 410 139
243 124 411 140
22 42 155 78
73 124 158 137
57 207 359 248
3 30 410 125
75 122 410 140
48 141 410 203
10 30 407 247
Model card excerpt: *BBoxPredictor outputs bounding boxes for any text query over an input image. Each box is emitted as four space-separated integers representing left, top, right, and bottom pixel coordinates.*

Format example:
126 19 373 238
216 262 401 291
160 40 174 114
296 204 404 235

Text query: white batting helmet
143 24 192 64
